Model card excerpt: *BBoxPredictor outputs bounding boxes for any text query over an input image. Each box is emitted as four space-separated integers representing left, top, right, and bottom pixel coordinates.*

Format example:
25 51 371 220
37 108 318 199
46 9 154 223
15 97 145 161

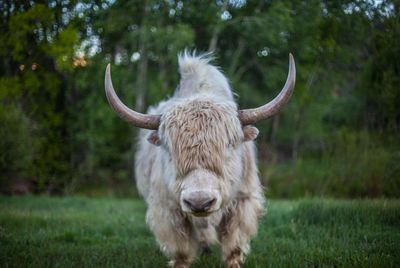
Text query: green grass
0 196 399 267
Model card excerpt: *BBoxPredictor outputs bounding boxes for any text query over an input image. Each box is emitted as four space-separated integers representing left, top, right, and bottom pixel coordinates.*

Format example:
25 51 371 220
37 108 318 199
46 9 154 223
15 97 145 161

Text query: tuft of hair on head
178 49 215 78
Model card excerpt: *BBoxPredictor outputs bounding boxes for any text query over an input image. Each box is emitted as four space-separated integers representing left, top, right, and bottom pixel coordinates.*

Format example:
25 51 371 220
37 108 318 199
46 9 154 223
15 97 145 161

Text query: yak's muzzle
181 190 221 217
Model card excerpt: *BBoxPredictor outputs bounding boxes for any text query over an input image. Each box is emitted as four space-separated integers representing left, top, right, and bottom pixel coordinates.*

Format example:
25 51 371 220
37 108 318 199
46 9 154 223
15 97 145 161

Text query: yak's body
135 54 265 267
105 51 295 267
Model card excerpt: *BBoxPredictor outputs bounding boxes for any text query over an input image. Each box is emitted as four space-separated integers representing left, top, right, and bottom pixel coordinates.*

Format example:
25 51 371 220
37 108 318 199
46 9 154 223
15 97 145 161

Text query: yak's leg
220 227 247 268
219 194 264 268
219 143 265 268
167 252 192 268
225 248 245 268
146 204 197 268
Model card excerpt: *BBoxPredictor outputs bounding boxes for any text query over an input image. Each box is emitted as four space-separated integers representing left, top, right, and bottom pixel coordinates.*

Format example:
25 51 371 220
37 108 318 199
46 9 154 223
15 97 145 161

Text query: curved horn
239 53 296 125
105 64 161 130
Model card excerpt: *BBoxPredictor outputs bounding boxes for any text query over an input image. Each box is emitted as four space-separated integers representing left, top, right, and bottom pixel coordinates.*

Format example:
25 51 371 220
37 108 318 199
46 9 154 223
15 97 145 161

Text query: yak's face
147 100 258 217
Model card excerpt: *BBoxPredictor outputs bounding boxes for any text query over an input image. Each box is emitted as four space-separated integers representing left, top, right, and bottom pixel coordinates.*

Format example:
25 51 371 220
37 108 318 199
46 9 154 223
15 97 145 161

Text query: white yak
105 52 296 268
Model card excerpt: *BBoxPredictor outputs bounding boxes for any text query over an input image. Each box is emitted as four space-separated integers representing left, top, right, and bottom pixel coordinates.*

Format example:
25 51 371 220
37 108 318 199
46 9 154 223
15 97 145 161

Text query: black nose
183 197 216 213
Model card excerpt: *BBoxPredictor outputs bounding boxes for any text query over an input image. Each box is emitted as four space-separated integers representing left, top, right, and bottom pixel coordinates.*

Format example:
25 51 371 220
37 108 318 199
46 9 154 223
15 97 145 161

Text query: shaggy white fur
135 52 265 268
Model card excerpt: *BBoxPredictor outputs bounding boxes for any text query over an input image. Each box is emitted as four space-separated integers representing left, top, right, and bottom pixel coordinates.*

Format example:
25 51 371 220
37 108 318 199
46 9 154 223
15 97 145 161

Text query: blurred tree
0 1 83 191
358 1 399 131
0 0 399 197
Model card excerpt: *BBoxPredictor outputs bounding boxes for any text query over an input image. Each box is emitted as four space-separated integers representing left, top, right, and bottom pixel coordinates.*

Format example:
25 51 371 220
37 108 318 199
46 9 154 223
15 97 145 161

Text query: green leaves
8 4 54 61
0 0 399 196
49 25 80 72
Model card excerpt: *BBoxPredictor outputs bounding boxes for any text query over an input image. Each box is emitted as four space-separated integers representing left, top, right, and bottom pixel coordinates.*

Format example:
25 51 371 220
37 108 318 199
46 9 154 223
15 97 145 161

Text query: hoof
201 245 212 256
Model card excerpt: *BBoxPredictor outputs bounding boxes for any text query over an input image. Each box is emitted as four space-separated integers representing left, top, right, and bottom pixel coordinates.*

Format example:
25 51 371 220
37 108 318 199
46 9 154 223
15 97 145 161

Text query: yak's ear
243 126 259 142
147 131 161 146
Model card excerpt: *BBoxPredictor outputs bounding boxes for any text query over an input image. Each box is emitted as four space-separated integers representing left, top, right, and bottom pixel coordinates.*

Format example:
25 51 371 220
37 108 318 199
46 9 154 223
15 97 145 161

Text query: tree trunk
135 33 148 112
131 3 149 181
228 38 245 76
292 112 300 160
270 114 280 144
208 0 229 52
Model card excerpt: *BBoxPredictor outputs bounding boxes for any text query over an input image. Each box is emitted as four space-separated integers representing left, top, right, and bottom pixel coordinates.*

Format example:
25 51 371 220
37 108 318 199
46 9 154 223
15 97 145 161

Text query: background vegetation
1 0 399 198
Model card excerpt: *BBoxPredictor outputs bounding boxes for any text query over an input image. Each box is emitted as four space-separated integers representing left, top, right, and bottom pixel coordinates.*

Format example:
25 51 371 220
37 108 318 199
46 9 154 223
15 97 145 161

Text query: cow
104 51 295 268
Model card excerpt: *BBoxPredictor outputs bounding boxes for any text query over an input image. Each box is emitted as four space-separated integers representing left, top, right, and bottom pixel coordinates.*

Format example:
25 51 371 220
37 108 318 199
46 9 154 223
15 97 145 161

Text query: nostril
203 198 216 210
183 197 217 213
183 199 194 209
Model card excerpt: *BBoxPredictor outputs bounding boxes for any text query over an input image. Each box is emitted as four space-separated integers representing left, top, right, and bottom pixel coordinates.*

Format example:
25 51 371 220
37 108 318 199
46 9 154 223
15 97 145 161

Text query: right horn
105 64 161 130
238 53 296 125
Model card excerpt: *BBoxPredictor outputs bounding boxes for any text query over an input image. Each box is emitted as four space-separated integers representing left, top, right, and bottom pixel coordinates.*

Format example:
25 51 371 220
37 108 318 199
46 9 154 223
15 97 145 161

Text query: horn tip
105 64 112 94
288 53 295 76
289 53 294 61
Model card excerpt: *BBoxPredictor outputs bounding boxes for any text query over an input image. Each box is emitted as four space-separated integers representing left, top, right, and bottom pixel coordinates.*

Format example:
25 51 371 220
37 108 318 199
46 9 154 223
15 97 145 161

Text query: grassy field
0 196 399 267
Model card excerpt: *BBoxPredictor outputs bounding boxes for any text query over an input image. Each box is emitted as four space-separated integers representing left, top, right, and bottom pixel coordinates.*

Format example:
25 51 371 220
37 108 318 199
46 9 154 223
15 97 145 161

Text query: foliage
0 104 36 178
265 129 400 198
0 0 399 197
0 196 399 267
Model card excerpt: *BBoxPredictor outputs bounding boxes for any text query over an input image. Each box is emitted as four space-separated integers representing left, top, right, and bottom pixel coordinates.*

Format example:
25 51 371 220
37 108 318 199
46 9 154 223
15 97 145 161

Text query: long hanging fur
134 52 265 268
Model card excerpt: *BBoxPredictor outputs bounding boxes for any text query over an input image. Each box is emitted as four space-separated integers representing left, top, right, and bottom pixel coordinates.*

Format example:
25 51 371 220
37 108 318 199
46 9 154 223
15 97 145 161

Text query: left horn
238 53 296 125
105 64 161 129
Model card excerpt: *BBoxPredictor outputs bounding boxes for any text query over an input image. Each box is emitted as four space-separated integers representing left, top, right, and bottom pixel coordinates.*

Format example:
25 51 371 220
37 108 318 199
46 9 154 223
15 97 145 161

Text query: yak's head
104 54 295 217
154 99 260 217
